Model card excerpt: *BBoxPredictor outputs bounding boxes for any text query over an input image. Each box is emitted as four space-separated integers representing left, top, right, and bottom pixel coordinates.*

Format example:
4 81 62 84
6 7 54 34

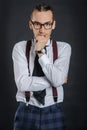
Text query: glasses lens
44 22 53 29
33 22 41 29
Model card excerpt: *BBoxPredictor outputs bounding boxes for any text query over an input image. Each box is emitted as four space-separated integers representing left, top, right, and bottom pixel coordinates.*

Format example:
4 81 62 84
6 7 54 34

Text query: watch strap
36 50 43 54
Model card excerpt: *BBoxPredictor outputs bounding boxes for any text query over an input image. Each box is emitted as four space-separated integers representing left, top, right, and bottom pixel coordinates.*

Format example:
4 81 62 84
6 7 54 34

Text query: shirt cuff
39 54 50 67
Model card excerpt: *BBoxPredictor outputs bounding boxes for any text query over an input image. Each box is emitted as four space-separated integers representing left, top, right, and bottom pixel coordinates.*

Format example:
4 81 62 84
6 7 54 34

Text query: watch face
42 49 46 54
36 50 43 54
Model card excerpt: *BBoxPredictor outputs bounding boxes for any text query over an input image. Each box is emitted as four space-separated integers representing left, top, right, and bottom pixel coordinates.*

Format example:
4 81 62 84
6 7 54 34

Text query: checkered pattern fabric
13 102 66 130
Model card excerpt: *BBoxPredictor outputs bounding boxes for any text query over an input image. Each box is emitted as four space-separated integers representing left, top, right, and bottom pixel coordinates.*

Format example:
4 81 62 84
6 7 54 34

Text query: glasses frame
31 20 54 30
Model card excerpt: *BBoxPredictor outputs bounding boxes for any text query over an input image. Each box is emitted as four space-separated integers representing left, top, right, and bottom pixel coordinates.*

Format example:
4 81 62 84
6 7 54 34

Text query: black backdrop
0 0 87 129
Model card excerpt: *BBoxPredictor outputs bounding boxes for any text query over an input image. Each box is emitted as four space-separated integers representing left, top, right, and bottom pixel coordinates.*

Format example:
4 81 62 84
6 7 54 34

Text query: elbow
15 77 23 91
52 74 67 87
15 75 32 91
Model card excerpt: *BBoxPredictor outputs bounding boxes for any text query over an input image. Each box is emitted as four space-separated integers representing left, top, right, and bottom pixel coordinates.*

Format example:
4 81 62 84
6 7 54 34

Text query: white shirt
12 39 71 108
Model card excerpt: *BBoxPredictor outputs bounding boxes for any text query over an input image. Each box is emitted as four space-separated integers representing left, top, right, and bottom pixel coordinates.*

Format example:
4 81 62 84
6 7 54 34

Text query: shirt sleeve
12 42 51 92
39 42 71 87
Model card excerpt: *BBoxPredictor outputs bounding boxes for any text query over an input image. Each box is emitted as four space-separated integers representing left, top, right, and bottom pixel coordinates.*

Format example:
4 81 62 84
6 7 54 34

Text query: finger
36 39 38 43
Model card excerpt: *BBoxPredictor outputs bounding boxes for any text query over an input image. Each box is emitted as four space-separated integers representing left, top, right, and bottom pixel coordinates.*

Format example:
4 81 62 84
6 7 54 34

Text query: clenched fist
34 35 49 51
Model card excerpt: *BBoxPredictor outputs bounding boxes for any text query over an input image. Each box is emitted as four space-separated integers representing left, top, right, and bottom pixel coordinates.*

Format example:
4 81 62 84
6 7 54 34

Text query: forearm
15 75 51 92
39 44 71 87
42 63 68 87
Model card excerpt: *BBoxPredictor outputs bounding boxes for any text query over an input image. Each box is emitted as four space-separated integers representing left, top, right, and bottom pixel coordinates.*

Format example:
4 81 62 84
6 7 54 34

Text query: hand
34 36 49 51
64 78 67 84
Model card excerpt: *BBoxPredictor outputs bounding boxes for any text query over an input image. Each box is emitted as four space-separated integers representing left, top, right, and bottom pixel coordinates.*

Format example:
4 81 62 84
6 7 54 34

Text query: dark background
0 0 87 129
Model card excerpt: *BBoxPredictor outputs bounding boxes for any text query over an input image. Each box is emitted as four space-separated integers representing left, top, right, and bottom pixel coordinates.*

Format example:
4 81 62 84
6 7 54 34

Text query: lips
38 34 46 37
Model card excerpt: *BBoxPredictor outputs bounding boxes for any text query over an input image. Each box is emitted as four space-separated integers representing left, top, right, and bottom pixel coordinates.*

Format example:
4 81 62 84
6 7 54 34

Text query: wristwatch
36 48 46 54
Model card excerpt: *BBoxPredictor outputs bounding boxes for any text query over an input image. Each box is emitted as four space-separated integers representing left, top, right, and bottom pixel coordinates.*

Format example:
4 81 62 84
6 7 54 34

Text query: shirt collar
46 39 51 46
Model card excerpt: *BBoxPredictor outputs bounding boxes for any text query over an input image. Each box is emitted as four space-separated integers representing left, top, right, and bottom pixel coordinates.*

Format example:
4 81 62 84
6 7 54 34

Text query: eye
34 22 40 26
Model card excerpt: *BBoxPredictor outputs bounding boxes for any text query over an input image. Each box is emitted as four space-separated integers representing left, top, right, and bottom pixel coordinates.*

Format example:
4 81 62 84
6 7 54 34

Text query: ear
52 20 56 30
29 21 33 30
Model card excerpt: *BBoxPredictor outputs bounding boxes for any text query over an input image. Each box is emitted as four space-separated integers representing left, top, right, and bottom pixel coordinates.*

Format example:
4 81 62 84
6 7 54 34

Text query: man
12 3 71 130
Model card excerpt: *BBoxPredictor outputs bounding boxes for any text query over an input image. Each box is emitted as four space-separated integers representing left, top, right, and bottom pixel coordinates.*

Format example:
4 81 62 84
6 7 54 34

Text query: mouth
38 34 46 37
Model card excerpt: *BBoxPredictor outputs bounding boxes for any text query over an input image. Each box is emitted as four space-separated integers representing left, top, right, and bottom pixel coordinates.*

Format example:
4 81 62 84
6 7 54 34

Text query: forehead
31 10 53 23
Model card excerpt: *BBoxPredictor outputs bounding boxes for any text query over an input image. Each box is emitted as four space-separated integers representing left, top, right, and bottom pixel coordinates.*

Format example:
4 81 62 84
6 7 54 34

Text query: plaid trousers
13 102 66 130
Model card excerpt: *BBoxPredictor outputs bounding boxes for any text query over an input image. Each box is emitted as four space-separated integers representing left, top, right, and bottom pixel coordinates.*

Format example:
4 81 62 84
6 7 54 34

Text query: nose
39 25 45 33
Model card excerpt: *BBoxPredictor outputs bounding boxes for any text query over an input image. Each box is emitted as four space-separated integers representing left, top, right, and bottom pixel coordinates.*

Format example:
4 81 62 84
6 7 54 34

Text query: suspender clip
26 102 29 106
54 97 58 102
25 91 30 106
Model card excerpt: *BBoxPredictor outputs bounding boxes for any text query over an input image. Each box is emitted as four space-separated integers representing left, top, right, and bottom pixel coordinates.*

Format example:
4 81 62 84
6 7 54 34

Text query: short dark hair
30 3 55 20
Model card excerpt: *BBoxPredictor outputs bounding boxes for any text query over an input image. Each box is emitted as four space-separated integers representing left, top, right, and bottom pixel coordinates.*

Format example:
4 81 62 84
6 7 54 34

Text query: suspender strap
25 40 31 105
25 40 58 105
52 40 58 102
26 40 31 70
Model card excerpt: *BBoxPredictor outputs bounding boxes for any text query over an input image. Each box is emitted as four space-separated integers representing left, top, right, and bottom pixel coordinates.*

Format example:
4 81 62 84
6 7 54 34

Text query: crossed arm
12 41 71 92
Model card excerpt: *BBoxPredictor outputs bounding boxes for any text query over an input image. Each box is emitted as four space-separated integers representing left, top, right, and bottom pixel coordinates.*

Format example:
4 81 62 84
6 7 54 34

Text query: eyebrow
31 21 53 24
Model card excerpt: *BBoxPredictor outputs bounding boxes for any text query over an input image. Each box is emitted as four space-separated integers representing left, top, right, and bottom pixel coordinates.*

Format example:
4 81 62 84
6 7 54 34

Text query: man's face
29 10 56 40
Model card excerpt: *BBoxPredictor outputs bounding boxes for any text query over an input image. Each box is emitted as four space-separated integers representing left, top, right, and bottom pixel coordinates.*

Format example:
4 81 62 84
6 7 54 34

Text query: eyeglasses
31 20 54 30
